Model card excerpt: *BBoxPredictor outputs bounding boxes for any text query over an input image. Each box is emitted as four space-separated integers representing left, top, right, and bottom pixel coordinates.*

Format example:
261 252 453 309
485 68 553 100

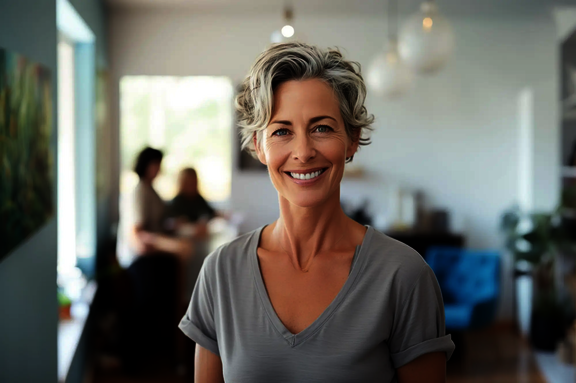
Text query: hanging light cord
387 0 398 42
284 0 293 24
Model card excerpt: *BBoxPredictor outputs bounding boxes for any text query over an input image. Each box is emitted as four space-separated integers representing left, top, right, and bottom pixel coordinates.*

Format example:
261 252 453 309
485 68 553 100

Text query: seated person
168 168 220 239
170 168 216 222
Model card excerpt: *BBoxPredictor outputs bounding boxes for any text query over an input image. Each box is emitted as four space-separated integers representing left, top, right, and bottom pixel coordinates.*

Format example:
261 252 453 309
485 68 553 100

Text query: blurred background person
118 147 192 375
167 167 234 375
168 167 220 240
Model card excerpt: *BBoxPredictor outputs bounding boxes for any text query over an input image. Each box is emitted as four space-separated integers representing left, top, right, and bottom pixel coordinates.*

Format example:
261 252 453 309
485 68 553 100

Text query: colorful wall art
0 47 54 262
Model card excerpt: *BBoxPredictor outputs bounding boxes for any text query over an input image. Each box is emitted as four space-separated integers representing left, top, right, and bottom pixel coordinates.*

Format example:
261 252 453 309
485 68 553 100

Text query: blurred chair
426 247 501 330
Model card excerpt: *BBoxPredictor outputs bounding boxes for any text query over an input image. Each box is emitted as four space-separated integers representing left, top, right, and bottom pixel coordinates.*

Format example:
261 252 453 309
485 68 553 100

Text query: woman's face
146 160 161 181
255 78 358 208
180 173 198 196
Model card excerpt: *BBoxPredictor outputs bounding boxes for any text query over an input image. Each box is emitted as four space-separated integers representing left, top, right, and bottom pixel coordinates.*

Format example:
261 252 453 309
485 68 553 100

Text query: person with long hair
167 167 217 240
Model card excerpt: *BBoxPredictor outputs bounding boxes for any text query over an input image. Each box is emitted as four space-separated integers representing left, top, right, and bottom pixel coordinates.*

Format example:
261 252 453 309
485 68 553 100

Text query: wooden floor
447 328 546 383
93 328 546 383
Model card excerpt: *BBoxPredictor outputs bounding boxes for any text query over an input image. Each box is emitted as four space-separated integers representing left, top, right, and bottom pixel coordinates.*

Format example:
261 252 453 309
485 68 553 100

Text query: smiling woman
179 42 454 383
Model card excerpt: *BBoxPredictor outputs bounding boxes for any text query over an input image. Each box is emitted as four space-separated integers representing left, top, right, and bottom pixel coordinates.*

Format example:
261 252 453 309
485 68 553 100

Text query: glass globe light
270 27 299 43
281 25 295 38
399 1 454 74
270 30 285 43
367 41 413 98
271 7 299 44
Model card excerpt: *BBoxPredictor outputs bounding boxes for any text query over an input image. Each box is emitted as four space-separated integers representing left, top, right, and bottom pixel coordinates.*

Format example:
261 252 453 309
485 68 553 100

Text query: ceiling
105 0 576 17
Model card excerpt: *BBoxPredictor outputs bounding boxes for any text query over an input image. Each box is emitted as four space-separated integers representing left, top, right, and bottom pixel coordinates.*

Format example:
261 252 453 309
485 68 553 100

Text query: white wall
554 7 576 41
110 8 561 319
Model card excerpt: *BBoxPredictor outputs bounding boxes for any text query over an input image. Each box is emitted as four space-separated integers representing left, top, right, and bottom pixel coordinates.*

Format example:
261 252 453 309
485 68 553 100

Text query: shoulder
133 181 145 195
132 182 149 202
134 182 159 200
361 228 430 292
201 227 261 277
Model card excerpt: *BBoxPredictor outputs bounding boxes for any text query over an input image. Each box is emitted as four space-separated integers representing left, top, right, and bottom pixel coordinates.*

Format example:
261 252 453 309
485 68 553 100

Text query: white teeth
290 169 324 180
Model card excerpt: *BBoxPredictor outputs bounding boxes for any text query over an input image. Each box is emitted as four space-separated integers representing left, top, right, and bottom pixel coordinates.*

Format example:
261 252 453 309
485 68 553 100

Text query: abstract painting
0 47 53 262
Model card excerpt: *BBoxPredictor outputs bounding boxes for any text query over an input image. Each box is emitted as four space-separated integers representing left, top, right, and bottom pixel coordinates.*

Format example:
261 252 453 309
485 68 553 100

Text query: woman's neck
271 190 361 272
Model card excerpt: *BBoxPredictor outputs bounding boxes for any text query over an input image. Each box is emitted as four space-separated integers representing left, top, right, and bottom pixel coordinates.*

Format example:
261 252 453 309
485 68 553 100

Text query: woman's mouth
284 168 328 181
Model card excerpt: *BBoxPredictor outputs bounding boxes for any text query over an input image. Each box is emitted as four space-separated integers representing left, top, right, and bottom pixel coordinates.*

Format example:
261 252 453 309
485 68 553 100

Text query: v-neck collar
250 225 374 348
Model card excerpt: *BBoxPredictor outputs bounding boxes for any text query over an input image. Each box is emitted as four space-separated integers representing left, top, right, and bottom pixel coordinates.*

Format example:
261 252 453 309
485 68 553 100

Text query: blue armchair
426 247 501 330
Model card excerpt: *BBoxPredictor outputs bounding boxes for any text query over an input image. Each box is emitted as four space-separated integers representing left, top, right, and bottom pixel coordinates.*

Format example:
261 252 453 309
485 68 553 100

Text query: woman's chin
283 191 334 209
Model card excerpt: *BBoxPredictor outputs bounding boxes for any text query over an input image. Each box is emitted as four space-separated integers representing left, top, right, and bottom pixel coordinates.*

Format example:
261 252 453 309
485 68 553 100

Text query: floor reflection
447 327 545 383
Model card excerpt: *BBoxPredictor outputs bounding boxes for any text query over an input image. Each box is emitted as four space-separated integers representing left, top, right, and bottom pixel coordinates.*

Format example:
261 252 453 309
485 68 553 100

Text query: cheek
263 140 290 168
317 136 348 161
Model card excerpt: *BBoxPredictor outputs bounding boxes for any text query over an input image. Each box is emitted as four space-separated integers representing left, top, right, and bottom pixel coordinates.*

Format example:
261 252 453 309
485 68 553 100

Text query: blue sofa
426 247 501 330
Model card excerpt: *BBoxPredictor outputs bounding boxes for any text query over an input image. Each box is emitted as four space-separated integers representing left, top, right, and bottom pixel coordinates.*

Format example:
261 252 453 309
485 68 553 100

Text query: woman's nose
292 134 316 162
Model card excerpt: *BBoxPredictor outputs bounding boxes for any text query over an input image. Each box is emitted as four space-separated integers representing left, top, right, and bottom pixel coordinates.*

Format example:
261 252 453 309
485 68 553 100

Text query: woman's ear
346 131 360 159
254 132 267 165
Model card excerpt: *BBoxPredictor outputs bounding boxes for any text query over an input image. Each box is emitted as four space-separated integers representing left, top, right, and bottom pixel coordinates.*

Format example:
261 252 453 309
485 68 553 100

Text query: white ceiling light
399 1 454 74
281 25 295 38
367 0 413 98
367 42 413 98
271 4 298 43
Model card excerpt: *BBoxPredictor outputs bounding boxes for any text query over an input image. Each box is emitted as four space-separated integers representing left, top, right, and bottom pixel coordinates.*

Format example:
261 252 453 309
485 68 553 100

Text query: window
56 0 97 380
57 36 77 273
120 76 233 204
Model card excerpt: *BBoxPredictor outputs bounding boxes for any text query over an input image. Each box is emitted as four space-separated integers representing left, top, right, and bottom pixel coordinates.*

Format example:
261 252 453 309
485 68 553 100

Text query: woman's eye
272 128 289 137
314 125 332 133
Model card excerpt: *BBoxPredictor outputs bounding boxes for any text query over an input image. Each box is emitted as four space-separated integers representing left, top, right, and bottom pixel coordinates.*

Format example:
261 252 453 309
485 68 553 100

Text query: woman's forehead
271 79 341 122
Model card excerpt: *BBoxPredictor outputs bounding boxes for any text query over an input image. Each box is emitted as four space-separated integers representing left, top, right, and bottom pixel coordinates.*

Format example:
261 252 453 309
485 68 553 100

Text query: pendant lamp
398 1 454 74
367 0 412 98
271 4 298 43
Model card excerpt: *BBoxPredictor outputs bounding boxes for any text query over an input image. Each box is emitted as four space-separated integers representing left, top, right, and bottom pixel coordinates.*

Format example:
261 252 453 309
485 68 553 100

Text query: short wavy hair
235 42 374 162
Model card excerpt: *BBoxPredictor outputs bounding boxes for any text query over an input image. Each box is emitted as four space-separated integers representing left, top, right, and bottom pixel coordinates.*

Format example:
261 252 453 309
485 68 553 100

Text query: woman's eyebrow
309 115 337 124
269 115 337 125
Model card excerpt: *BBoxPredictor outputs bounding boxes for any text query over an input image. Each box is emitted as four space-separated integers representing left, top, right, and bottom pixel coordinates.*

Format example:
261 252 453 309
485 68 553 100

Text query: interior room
1 0 576 382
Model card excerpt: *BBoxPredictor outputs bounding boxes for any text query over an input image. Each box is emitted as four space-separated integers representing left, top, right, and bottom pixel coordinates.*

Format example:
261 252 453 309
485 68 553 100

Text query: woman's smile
284 167 329 185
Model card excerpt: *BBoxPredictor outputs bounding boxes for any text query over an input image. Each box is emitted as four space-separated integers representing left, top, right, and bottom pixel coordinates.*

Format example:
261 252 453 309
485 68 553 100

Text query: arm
195 345 224 383
397 352 446 383
152 233 194 259
130 185 157 255
129 224 155 255
129 223 194 261
198 195 217 221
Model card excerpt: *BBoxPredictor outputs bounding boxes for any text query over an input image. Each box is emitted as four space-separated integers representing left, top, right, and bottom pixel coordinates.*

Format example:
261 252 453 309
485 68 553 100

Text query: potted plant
58 288 72 321
500 205 575 350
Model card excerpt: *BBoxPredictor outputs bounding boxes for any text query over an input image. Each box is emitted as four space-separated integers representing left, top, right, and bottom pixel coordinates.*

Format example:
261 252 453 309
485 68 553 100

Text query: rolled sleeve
179 257 220 356
389 265 455 368
390 334 454 367
179 315 220 356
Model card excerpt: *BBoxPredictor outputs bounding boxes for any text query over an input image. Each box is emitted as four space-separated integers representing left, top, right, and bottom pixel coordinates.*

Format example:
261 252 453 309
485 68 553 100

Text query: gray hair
235 42 374 162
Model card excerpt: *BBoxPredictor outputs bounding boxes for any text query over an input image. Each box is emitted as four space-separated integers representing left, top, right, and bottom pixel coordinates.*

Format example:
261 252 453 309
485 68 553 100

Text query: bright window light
120 76 233 203
57 38 76 273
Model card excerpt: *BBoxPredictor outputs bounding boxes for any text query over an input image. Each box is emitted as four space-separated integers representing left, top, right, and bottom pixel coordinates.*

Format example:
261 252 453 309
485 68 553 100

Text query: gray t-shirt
179 226 454 382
